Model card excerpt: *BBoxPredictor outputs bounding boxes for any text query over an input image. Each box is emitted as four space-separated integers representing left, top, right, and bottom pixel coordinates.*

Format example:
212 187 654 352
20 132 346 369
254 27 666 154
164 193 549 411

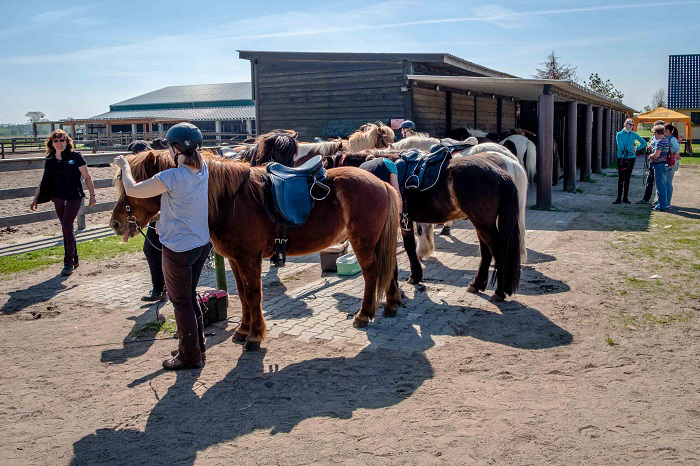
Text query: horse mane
206 157 265 228
347 123 395 151
112 149 174 196
392 134 439 150
252 129 298 166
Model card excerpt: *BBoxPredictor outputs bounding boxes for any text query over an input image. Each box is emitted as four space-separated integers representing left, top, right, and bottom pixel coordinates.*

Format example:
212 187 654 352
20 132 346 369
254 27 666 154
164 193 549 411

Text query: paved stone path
2 167 630 353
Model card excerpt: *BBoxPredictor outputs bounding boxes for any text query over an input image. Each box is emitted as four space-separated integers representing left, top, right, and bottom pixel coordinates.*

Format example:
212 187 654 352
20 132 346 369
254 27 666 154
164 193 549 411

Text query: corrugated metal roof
89 106 255 121
111 82 252 107
407 76 637 113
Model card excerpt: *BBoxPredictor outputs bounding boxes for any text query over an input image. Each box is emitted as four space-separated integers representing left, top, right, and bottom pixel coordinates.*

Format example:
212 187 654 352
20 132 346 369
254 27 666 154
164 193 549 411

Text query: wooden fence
1 138 98 158
0 152 132 229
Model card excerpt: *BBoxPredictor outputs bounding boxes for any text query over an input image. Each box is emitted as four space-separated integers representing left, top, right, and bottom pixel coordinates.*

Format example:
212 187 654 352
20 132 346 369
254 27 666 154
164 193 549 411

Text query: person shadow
70 326 436 466
0 274 74 315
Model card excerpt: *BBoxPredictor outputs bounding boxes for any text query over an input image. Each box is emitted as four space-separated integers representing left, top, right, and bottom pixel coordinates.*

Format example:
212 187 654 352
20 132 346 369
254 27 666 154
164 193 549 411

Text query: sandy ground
0 161 699 465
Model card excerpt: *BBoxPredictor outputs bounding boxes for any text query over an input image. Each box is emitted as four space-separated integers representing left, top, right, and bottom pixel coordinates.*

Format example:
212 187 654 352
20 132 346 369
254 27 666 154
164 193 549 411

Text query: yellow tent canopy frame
631 107 693 147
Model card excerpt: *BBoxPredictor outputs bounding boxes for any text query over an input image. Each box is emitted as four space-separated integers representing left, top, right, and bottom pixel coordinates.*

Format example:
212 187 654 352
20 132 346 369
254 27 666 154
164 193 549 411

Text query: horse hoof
244 340 261 351
353 318 368 328
467 285 479 294
439 227 451 236
232 331 247 343
408 276 421 285
383 306 398 318
490 293 505 302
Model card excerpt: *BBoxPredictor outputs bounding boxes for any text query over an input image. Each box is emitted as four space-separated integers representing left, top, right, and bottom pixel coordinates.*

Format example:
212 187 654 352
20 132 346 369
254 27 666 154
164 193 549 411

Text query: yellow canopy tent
632 107 693 154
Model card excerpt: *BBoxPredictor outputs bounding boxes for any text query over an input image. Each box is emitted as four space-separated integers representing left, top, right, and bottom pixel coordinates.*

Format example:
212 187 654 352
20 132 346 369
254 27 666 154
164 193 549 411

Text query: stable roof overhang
407 76 637 113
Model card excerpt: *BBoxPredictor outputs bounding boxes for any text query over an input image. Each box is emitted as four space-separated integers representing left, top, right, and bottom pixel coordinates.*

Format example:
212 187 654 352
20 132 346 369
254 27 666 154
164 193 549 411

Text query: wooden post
593 107 603 174
215 120 222 142
214 251 227 291
51 123 56 131
537 89 554 209
565 101 577 191
603 108 612 168
473 96 478 129
106 122 111 147
497 97 503 134
70 123 76 139
582 105 592 181
32 123 38 137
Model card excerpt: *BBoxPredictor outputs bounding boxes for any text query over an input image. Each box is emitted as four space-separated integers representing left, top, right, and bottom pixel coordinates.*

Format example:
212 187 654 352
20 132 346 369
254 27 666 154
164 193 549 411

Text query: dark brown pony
109 151 401 350
251 129 298 166
331 151 522 301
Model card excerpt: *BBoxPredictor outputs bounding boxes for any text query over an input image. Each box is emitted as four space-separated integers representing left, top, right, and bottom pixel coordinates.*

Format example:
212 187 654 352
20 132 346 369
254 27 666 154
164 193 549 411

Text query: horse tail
525 139 537 184
416 223 435 259
374 183 400 304
490 173 521 296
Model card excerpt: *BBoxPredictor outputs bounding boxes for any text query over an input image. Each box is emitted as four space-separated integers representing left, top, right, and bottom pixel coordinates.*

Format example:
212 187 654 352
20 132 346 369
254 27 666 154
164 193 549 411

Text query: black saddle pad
396 148 451 193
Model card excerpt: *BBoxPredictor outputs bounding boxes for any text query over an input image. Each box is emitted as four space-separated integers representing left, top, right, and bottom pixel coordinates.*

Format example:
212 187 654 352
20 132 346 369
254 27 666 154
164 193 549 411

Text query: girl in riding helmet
115 122 210 370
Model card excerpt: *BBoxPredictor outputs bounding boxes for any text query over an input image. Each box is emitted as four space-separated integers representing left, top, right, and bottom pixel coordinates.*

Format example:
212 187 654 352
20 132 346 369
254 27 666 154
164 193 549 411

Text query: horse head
110 150 174 242
252 129 298 166
375 124 395 148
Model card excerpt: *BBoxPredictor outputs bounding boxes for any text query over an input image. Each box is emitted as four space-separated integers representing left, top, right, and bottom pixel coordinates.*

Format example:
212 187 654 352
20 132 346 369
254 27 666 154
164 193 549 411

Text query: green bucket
336 253 361 276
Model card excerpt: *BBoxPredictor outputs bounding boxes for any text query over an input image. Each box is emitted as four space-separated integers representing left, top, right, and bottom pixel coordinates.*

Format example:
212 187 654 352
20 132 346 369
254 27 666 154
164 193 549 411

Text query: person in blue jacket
614 118 647 204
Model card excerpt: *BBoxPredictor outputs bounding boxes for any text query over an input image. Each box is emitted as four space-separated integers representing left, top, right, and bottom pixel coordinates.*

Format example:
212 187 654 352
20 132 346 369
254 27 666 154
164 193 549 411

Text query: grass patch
605 334 617 346
128 315 177 338
642 312 693 325
0 235 144 276
680 156 700 165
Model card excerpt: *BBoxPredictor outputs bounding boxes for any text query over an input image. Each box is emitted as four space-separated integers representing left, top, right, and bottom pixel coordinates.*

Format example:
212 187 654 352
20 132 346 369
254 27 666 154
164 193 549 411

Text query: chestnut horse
110 151 401 350
328 150 522 301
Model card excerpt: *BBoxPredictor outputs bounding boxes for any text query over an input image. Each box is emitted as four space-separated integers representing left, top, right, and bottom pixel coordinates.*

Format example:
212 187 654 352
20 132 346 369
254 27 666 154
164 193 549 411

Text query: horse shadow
410 256 569 296
100 303 238 365
70 327 435 466
392 292 573 350
0 274 74 315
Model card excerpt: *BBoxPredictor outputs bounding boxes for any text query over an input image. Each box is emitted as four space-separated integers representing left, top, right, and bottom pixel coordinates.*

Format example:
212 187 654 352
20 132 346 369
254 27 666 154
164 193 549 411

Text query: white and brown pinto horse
295 123 395 165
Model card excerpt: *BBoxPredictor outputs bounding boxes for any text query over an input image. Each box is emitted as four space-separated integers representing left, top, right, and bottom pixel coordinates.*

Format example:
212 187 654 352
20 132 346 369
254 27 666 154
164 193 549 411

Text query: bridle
118 170 162 251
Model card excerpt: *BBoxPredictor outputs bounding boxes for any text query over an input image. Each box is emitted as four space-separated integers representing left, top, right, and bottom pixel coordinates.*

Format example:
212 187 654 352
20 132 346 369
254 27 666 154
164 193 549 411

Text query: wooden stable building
240 51 637 208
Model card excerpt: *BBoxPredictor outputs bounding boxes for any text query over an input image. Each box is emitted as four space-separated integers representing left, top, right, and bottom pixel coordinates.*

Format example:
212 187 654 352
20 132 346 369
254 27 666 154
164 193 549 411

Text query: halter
118 170 162 251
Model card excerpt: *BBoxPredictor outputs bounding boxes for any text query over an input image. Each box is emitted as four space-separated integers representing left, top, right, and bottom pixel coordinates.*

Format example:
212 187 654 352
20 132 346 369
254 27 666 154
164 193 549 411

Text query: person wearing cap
115 122 210 370
399 120 416 139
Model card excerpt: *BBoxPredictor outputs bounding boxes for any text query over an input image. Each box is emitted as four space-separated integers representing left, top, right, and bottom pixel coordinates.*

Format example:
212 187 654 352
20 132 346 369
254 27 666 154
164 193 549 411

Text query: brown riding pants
162 243 211 364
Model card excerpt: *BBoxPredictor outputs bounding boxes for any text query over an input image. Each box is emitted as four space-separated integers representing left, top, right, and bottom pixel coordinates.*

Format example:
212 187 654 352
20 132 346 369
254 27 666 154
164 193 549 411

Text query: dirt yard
0 162 699 465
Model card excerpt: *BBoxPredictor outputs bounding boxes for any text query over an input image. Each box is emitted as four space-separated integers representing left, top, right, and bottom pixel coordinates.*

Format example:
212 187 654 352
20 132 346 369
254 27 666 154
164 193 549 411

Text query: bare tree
533 51 578 81
650 88 667 108
25 111 46 123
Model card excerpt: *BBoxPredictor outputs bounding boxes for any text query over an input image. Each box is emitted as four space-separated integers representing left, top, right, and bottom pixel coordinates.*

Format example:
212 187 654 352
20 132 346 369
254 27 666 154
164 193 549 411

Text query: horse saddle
264 155 330 227
219 147 236 158
397 147 451 193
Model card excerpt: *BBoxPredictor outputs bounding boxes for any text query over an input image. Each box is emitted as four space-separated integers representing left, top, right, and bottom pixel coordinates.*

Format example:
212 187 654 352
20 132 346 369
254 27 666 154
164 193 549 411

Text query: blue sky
2 0 699 124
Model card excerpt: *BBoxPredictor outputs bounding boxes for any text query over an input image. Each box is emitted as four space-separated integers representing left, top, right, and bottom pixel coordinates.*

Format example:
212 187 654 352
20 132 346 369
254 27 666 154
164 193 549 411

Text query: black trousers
162 242 211 364
643 163 655 201
143 222 164 292
616 157 636 200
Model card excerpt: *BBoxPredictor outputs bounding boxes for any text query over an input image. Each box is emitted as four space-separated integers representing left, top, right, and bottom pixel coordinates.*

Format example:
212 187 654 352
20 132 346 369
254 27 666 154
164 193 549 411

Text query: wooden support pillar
215 120 222 142
537 89 554 209
582 105 593 181
565 101 578 191
106 122 112 147
612 111 619 157
70 123 76 139
603 108 612 168
246 119 253 137
445 91 452 135
496 98 503 134
473 95 478 129
253 59 261 136
51 123 56 131
59 123 64 130
593 107 603 173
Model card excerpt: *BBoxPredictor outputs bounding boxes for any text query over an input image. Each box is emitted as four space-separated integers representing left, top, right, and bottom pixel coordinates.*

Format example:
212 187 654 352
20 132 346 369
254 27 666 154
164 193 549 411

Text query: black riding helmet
165 122 203 155
399 120 416 130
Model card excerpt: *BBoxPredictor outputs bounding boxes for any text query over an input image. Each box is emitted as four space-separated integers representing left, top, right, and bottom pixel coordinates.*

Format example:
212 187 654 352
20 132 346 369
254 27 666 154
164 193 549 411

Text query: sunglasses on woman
53 138 66 142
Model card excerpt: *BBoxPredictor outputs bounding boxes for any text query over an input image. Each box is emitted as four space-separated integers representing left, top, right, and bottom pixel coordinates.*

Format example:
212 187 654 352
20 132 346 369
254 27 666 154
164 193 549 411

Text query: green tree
585 73 624 102
533 51 578 81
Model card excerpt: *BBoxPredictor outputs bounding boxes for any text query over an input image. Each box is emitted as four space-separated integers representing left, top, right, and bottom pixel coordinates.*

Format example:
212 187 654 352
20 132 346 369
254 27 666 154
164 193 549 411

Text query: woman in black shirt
30 130 96 275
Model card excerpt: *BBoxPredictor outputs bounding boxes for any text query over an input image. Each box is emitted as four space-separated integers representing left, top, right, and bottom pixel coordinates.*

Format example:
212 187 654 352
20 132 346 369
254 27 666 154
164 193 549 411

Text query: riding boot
623 179 631 203
614 179 623 204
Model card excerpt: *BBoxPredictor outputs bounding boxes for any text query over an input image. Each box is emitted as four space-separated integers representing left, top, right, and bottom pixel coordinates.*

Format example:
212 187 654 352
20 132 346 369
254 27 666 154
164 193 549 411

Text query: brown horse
109 151 401 350
330 151 522 301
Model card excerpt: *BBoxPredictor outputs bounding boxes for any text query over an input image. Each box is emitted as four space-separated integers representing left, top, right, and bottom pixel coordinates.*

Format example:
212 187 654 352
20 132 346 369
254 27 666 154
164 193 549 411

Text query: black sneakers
141 289 167 302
